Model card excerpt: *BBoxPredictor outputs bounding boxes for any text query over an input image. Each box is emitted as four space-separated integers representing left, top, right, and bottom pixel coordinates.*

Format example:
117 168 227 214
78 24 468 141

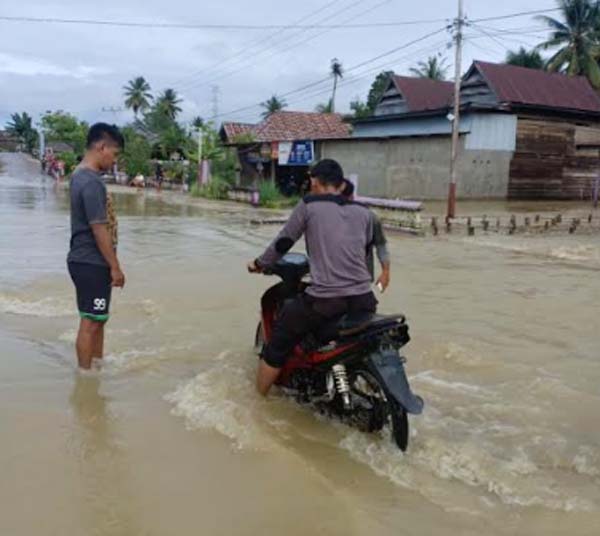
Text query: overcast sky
0 0 558 128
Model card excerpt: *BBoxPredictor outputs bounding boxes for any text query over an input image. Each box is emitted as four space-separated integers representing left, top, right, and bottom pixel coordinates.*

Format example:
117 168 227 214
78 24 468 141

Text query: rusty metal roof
392 75 454 112
473 60 600 113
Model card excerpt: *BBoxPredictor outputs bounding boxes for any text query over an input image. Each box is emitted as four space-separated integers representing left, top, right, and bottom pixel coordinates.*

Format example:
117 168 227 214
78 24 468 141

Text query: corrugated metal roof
392 76 454 112
473 60 600 113
221 122 255 140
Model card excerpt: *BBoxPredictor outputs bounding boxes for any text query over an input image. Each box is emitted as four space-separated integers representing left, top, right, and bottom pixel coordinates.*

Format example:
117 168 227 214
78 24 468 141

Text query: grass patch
190 175 230 200
258 181 300 209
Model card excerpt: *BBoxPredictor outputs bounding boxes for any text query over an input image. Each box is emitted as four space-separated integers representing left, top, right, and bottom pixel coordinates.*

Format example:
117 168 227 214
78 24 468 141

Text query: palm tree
537 0 600 87
156 89 183 120
192 116 204 129
260 95 287 119
123 76 153 118
315 99 333 113
409 55 449 80
330 58 343 113
5 112 38 152
506 47 545 69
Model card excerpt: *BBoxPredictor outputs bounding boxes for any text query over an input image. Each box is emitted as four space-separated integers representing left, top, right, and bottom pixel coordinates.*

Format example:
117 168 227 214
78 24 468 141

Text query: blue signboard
279 140 314 166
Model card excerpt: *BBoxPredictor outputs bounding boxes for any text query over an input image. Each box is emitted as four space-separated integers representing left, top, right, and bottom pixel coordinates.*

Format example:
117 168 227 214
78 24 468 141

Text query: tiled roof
221 111 351 143
392 76 454 112
221 122 255 140
473 60 600 113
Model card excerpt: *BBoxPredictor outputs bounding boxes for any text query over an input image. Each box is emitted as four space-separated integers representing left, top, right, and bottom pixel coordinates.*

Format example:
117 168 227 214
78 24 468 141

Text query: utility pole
447 0 465 220
211 85 220 120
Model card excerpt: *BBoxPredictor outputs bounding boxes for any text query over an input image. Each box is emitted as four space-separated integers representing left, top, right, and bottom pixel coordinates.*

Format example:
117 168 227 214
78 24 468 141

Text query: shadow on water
69 375 140 536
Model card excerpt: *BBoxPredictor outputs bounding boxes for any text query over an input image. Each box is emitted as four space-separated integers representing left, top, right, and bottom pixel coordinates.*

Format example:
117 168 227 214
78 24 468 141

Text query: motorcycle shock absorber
332 364 352 410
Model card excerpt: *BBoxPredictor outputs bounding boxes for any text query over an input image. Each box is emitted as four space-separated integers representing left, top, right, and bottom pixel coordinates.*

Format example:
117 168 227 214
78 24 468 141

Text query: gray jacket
257 195 375 298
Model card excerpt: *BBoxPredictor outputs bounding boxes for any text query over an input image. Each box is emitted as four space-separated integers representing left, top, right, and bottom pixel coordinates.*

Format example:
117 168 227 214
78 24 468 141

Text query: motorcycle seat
337 313 405 338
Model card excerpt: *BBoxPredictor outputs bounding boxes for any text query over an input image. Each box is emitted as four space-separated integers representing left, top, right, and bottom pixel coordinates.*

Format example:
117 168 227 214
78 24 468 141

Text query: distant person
341 179 390 292
67 123 125 370
155 161 164 192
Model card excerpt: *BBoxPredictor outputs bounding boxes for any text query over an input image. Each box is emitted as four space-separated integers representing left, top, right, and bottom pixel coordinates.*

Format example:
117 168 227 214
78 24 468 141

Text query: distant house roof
391 76 454 112
221 111 351 144
46 141 74 153
469 61 600 114
221 122 255 140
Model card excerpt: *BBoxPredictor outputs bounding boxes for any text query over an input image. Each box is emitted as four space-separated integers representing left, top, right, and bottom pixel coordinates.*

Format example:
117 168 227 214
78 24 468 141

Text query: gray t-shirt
67 167 109 267
257 194 374 298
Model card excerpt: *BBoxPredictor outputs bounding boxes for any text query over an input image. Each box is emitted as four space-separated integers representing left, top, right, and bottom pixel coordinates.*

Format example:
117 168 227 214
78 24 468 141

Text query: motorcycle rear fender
369 350 424 415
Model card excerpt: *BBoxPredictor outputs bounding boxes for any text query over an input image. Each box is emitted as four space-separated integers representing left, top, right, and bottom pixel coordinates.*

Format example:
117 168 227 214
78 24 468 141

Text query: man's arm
91 224 125 287
372 214 391 292
249 201 308 271
82 181 125 287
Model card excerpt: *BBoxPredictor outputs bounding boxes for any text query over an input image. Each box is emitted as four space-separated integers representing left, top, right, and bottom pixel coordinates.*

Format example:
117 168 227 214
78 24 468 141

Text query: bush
190 175 230 200
257 180 281 208
58 152 78 174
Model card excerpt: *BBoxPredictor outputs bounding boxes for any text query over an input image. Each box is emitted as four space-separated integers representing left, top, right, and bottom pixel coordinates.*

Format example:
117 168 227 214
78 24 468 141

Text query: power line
0 14 450 30
172 0 348 88
208 26 449 121
178 0 390 93
469 7 560 24
0 7 561 30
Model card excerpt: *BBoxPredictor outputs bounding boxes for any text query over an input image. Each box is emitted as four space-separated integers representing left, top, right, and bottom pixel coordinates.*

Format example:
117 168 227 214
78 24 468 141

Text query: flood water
1 152 599 535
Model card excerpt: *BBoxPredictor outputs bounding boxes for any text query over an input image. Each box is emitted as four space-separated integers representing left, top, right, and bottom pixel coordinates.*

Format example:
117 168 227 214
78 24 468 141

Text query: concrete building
321 62 600 200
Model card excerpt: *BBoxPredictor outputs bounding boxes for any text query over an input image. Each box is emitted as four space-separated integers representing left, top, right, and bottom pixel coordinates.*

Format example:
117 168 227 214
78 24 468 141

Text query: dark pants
262 291 377 368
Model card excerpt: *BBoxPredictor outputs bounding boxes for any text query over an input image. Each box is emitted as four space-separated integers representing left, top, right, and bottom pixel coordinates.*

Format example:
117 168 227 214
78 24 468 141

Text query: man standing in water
67 123 125 369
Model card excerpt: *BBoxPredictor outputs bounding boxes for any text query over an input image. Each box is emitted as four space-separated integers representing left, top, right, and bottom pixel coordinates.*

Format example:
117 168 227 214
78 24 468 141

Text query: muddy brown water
1 153 599 535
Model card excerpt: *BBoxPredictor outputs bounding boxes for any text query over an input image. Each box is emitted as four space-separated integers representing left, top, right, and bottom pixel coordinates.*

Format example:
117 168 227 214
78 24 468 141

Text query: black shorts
68 262 112 322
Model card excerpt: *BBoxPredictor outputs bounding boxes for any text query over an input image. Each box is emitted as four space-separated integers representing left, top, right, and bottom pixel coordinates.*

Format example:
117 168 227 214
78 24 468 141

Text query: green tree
330 58 344 113
506 47 545 69
367 71 395 112
40 111 88 156
120 127 152 177
260 95 287 119
192 116 204 128
349 71 395 119
155 88 183 120
537 0 600 87
350 99 371 119
409 55 449 80
157 124 187 159
5 112 38 153
123 76 153 118
315 99 333 113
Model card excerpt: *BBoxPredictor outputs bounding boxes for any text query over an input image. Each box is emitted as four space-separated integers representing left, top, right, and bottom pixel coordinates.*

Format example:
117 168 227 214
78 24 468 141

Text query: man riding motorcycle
248 159 380 396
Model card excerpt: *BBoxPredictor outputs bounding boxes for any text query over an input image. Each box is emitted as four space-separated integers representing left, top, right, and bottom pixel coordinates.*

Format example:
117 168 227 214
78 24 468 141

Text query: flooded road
1 152 599 535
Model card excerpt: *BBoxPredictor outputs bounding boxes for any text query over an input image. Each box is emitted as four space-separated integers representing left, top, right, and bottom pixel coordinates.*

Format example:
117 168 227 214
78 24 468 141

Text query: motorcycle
254 252 424 451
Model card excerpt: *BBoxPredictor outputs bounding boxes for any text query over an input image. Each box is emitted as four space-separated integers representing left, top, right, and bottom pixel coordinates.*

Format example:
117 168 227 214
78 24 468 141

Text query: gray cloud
0 0 555 127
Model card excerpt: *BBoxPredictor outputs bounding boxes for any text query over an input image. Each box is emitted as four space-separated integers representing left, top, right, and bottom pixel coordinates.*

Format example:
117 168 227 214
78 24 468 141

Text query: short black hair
341 179 355 198
309 158 344 187
86 122 125 150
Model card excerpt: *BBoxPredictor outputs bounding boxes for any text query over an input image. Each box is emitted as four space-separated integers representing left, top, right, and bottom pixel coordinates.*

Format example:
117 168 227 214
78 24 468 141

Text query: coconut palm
192 116 204 129
156 89 183 120
123 76 153 118
409 55 449 80
5 112 38 152
315 99 333 113
260 95 287 119
506 47 545 69
330 58 343 113
537 0 600 87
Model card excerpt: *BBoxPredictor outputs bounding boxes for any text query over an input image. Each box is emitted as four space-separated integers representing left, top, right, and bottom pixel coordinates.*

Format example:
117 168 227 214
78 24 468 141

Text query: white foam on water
0 294 73 317
338 429 597 513
165 351 279 451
